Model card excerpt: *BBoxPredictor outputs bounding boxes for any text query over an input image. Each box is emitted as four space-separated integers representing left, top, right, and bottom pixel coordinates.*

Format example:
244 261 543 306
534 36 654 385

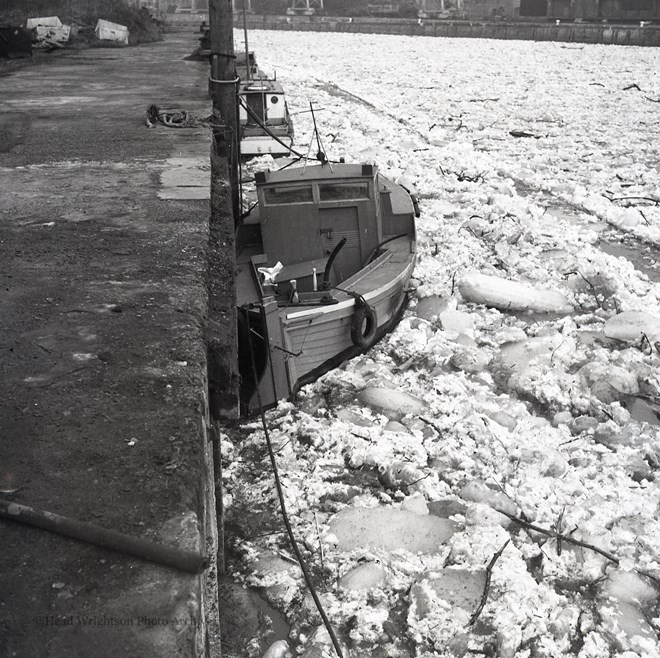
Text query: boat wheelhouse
238 78 295 158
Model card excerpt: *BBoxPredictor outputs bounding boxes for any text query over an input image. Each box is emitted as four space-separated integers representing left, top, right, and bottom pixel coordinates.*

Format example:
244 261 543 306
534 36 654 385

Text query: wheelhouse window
319 182 370 202
263 185 313 205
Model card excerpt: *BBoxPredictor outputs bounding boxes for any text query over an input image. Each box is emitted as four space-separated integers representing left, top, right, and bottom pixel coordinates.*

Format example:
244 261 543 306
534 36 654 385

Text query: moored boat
238 77 295 158
236 161 418 416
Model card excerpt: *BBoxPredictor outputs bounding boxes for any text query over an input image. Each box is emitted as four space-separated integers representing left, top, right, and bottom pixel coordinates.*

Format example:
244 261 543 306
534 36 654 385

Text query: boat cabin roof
239 78 285 95
235 50 257 65
255 162 378 187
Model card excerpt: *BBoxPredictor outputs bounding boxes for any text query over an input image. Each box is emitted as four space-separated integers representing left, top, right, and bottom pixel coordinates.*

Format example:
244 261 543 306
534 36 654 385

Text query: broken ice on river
223 29 660 658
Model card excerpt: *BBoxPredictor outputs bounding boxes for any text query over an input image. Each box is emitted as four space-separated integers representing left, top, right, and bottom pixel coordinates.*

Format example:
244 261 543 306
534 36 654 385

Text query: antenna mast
241 1 251 81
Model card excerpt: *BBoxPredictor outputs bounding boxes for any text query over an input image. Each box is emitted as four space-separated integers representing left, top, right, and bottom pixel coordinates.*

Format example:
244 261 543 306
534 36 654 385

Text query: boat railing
340 247 394 289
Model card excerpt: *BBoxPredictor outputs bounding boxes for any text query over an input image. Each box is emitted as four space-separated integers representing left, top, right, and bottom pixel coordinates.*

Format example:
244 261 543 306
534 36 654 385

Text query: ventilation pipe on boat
321 237 347 290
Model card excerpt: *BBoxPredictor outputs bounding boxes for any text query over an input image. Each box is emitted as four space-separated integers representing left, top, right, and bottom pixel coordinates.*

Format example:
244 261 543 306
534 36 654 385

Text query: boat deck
237 235 414 309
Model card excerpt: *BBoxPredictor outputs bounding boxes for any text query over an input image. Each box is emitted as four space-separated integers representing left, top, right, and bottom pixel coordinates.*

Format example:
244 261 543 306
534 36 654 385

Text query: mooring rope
244 310 344 658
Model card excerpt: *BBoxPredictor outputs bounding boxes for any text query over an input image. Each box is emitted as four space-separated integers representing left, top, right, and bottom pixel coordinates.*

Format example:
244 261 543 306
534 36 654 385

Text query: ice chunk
549 607 580 640
484 409 518 431
379 461 423 489
578 362 639 401
459 481 518 515
358 387 426 418
338 561 387 591
262 640 292 658
449 347 491 373
401 493 429 515
552 411 573 427
459 272 573 314
329 507 459 554
439 309 475 335
300 627 348 658
415 295 450 320
569 415 599 436
615 207 644 228
383 420 409 433
604 311 660 343
336 408 373 427
601 570 658 605
253 551 297 575
411 568 487 616
427 499 468 519
497 333 576 375
601 601 658 650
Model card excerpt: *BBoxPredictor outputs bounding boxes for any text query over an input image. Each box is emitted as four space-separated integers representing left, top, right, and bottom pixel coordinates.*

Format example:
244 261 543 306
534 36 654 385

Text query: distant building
417 0 660 20
458 0 659 19
461 0 517 18
415 0 454 17
287 0 325 15
545 0 659 20
132 0 208 11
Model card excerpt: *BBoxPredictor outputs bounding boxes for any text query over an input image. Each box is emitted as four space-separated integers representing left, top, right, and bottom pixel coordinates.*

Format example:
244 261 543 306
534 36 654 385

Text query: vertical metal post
207 0 240 421
209 0 240 221
242 1 251 81
207 10 240 652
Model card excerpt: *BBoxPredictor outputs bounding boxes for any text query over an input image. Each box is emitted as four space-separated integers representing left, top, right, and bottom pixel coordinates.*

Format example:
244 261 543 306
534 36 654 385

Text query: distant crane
287 0 324 15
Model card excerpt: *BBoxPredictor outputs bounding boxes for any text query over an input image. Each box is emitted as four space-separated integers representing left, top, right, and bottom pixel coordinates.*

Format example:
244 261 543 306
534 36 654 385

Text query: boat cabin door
245 91 265 125
319 207 360 281
318 178 381 282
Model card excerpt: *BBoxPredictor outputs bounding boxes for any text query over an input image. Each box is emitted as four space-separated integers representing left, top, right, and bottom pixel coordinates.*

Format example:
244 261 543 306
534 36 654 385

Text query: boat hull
241 255 414 416
240 135 294 158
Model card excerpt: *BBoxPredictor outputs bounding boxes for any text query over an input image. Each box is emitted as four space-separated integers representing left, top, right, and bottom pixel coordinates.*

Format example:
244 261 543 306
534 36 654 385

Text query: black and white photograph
1 1 659 656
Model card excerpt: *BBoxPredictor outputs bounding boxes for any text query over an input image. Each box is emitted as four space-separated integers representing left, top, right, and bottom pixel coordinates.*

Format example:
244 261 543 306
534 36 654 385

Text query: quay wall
229 14 660 47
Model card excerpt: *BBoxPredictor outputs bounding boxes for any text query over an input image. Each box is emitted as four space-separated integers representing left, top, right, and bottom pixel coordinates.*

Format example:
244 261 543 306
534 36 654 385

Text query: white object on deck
459 271 573 314
95 19 129 46
258 262 283 284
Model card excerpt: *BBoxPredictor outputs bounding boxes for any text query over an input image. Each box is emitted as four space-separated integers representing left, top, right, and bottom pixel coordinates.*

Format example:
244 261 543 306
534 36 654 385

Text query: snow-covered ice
224 30 660 658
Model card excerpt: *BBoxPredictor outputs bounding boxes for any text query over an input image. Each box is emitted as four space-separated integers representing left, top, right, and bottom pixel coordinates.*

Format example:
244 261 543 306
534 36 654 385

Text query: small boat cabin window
263 185 314 205
319 182 370 202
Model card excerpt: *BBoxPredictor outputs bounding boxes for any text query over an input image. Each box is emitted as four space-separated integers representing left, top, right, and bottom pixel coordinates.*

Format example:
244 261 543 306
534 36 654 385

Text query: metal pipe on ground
0 498 209 574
